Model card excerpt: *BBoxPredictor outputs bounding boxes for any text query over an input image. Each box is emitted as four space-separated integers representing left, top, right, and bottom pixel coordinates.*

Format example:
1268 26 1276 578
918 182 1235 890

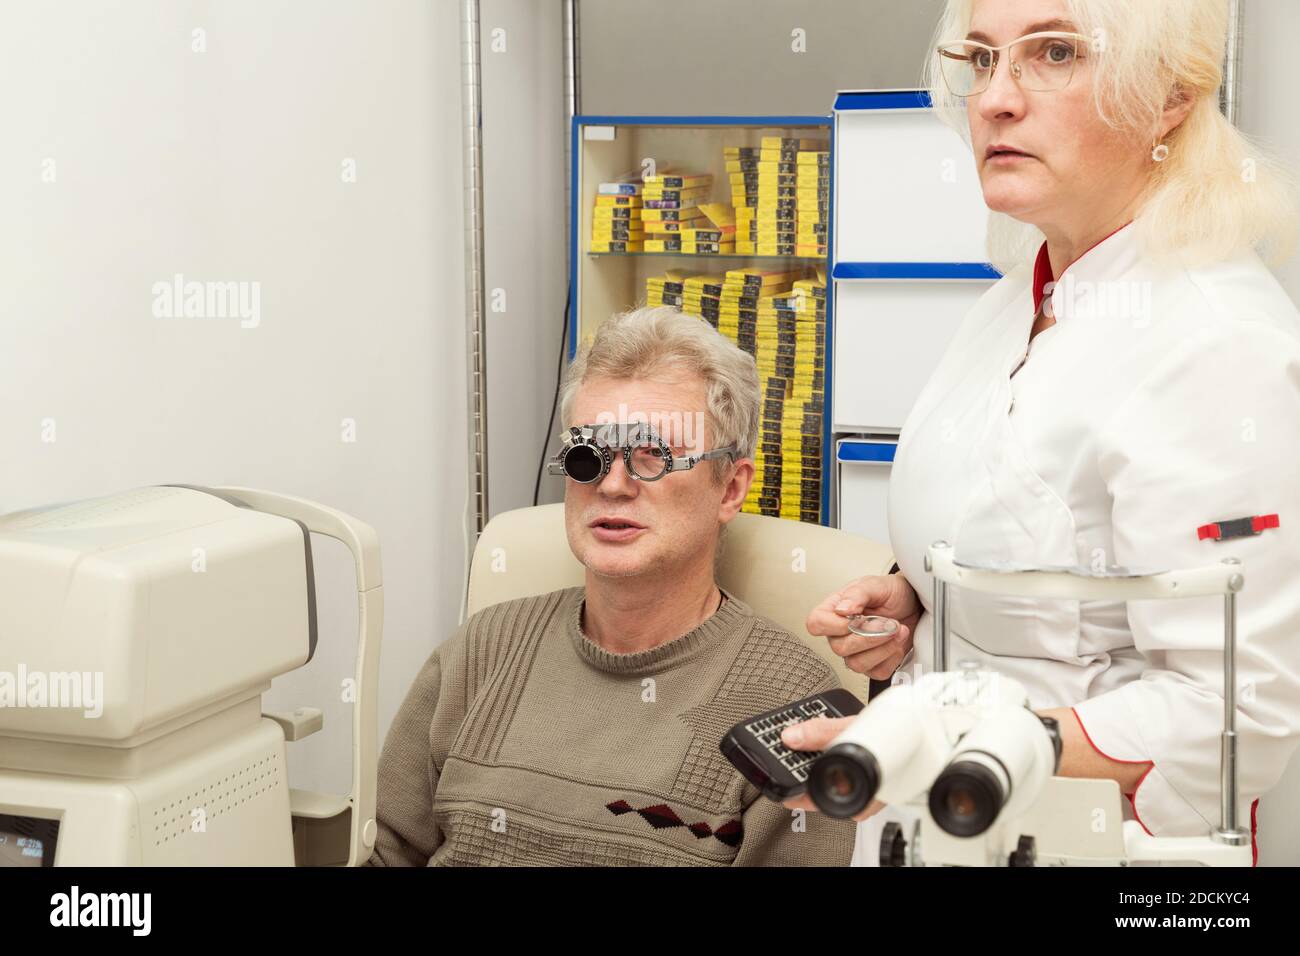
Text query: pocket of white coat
949 425 1081 659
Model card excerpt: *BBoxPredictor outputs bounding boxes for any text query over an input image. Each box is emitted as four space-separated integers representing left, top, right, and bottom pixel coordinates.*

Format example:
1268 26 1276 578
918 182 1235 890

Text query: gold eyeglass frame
936 31 1091 97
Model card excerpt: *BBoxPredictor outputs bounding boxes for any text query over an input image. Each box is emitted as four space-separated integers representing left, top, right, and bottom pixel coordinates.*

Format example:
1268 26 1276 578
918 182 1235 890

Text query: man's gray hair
559 305 760 482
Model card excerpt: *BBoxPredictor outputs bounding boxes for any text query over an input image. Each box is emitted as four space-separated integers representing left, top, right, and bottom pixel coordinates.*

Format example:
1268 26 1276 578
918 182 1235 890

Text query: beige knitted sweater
366 585 855 866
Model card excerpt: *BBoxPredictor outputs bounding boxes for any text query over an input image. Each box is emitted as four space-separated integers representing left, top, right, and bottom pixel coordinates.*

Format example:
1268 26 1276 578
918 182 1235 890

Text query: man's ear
717 457 754 524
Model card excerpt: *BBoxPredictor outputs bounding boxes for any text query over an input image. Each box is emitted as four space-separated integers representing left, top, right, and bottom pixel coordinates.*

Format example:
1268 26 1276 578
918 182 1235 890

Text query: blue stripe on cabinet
833 91 932 112
832 262 1002 281
837 441 897 463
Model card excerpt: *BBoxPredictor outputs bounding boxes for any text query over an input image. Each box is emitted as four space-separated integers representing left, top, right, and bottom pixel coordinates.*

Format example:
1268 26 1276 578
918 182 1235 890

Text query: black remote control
719 689 864 801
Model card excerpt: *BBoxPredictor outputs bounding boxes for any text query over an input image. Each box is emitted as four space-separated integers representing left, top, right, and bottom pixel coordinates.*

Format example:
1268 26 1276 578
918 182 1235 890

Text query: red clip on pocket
1197 514 1280 542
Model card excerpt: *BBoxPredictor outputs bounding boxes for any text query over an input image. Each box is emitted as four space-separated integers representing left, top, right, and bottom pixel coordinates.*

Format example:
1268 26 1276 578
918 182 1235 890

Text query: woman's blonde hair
560 306 759 483
923 0 1297 273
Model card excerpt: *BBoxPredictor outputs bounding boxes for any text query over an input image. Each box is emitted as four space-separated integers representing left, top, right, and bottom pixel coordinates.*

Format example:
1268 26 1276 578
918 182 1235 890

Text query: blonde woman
784 0 1300 861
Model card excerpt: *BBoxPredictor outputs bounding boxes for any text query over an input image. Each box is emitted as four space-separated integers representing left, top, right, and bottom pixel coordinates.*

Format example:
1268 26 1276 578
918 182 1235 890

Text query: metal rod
1221 0 1244 125
1215 557 1249 845
1221 559 1240 833
930 541 950 672
563 0 580 275
461 0 489 533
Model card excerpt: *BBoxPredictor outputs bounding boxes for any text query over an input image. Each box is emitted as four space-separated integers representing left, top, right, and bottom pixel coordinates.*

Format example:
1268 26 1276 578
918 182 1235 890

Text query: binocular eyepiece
808 744 881 819
809 741 1014 838
806 676 1061 838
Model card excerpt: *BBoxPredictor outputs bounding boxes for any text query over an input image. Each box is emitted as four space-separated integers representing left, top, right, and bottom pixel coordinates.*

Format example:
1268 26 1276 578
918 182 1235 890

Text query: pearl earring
1152 142 1170 162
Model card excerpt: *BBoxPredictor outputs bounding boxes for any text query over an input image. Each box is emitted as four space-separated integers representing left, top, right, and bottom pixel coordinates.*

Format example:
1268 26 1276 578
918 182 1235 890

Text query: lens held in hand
846 615 899 639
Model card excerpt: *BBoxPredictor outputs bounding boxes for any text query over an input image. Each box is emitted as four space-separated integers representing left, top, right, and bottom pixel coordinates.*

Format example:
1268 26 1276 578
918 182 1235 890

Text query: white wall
1241 0 1300 301
579 0 946 115
1239 0 1300 868
480 0 567 515
0 0 468 797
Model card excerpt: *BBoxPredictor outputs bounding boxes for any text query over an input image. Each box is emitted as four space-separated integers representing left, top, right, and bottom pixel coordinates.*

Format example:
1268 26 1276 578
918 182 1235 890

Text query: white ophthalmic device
0 485 383 866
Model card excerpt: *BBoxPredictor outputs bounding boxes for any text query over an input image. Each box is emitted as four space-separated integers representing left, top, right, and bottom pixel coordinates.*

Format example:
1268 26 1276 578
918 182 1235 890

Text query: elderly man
367 305 854 866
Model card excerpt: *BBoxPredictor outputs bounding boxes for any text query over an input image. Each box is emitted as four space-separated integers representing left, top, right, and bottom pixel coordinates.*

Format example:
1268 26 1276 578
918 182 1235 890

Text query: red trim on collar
1031 243 1054 316
1031 220 1135 316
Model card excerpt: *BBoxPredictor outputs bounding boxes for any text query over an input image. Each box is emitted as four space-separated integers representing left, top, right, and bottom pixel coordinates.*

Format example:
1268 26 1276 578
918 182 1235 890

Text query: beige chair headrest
468 504 896 700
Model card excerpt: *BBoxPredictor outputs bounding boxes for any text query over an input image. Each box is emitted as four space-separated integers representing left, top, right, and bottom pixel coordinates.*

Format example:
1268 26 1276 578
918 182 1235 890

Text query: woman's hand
779 716 885 822
807 573 922 680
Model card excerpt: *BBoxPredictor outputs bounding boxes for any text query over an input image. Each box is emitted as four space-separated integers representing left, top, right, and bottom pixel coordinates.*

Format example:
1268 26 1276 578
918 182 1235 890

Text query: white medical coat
885 222 1300 840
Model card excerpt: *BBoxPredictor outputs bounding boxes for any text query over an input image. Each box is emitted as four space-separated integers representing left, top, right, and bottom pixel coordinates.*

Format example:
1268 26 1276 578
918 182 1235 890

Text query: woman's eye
973 51 993 70
1046 43 1074 64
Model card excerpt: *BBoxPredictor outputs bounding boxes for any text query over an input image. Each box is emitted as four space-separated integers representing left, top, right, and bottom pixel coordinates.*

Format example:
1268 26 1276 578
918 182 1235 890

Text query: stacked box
590 181 644 252
726 145 761 256
679 203 736 255
796 148 830 258
641 173 712 252
777 266 827 521
714 266 802 357
681 272 727 328
712 266 802 518
754 137 824 257
747 372 790 517
646 270 702 310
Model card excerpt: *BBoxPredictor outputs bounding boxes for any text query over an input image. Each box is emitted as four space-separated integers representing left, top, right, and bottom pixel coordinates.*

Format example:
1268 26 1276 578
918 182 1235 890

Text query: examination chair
467 502 896 700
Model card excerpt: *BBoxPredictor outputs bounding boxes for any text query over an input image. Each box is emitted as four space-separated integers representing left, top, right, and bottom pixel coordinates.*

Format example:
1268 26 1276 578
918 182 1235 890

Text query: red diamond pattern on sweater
605 799 743 846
